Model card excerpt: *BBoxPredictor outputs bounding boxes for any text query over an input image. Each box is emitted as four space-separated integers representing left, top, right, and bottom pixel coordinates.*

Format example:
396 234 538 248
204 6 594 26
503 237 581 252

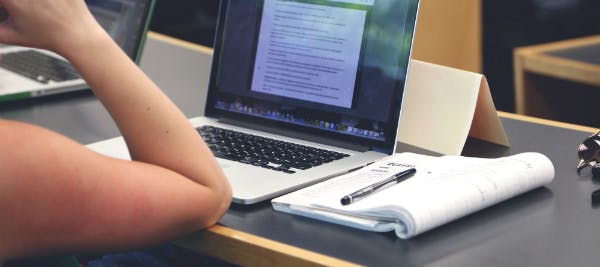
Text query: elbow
193 176 232 230
172 168 232 235
206 181 233 227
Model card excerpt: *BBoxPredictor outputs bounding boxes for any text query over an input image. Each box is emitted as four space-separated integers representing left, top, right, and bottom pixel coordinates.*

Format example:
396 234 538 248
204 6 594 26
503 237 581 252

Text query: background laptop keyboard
197 125 349 174
0 50 81 84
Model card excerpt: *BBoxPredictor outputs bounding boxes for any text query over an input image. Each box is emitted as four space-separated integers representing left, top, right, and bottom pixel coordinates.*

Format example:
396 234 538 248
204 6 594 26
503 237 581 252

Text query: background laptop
0 0 155 102
88 0 420 204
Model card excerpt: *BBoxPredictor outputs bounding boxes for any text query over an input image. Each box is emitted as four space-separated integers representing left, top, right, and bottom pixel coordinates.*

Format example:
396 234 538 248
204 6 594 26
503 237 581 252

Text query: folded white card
398 60 509 155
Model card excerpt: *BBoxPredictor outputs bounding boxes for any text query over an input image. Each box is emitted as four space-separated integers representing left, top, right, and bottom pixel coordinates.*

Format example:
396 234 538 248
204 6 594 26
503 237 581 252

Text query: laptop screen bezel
87 0 156 63
131 0 156 63
205 0 420 154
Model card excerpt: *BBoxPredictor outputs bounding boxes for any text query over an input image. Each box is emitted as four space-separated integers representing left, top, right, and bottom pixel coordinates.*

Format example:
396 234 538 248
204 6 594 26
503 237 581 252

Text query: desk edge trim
498 111 598 133
176 225 363 267
147 31 214 55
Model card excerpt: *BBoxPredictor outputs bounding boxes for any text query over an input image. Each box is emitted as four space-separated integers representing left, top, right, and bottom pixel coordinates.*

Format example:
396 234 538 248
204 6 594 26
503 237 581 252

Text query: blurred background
149 0 600 117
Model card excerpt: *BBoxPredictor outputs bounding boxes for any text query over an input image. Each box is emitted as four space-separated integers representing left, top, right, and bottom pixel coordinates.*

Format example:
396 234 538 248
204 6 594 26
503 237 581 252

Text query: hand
0 0 104 56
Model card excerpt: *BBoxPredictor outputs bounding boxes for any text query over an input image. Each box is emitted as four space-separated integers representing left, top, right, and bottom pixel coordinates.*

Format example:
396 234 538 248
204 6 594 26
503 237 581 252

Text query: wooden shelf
514 35 600 127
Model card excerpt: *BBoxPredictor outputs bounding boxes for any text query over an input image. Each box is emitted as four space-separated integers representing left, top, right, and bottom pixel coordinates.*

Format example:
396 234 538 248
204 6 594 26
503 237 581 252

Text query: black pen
340 167 416 205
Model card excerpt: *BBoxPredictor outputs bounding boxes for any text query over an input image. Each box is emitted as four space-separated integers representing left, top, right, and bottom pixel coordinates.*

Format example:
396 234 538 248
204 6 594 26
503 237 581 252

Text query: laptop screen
86 0 155 62
206 0 419 154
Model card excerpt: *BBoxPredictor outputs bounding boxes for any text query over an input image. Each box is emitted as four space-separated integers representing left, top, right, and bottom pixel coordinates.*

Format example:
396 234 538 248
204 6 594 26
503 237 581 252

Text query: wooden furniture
412 0 482 73
514 35 600 127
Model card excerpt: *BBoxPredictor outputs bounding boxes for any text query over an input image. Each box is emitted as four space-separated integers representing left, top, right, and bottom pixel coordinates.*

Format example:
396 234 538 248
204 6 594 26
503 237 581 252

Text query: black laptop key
197 125 349 173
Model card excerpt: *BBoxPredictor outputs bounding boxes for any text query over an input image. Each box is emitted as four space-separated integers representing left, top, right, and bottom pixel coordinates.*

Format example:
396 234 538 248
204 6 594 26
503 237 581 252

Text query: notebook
0 0 155 102
88 0 421 204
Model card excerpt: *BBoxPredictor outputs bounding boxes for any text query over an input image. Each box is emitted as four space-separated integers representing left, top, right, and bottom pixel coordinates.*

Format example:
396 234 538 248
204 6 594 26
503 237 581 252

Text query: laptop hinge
218 118 371 152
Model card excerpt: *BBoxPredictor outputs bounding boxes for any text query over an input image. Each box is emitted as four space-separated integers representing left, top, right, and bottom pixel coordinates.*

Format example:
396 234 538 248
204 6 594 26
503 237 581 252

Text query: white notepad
272 152 555 239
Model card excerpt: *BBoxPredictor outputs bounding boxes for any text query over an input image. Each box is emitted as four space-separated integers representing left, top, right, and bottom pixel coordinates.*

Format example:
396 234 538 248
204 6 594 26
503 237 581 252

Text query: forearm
61 30 229 193
0 1 232 260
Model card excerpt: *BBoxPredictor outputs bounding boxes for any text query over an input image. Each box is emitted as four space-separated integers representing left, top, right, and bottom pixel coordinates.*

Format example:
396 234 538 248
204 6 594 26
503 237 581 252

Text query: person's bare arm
0 0 231 261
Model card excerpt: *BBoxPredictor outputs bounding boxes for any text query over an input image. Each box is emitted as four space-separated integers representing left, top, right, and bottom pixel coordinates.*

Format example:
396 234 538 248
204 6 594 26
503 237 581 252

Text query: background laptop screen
206 0 419 153
87 0 154 62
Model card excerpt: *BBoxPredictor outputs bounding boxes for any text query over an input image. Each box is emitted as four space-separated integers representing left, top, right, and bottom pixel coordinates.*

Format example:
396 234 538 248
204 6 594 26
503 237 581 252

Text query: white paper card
397 60 509 155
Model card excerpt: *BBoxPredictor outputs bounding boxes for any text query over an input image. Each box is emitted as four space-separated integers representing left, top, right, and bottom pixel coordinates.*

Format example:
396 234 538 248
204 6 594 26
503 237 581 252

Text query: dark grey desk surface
2 34 600 267
219 120 600 267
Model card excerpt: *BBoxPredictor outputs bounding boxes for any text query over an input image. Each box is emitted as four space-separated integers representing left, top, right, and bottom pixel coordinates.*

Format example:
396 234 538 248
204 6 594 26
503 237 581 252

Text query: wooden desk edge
498 111 598 133
175 225 362 267
515 35 600 54
147 31 214 55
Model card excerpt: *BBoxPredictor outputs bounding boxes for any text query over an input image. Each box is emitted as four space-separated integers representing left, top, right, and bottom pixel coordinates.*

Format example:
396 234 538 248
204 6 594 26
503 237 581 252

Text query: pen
340 167 416 205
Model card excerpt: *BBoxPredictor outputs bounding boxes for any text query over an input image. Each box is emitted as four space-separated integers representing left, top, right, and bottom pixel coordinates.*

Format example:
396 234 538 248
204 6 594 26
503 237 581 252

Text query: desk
178 113 600 267
3 32 600 267
514 35 600 127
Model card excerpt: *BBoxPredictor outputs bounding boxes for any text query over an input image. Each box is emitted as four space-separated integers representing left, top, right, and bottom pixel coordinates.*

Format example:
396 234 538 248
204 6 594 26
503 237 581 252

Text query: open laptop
88 0 420 204
0 0 155 102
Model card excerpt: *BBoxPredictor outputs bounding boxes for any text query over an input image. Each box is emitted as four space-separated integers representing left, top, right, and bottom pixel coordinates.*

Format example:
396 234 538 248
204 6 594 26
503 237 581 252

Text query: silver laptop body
89 0 420 205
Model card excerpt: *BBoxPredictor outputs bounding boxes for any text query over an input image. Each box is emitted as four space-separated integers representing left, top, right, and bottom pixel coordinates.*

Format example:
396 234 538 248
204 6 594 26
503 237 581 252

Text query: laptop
0 0 155 102
88 0 421 204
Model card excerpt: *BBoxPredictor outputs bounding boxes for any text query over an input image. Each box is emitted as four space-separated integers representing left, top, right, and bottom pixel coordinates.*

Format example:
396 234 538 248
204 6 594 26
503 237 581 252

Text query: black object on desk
592 165 600 179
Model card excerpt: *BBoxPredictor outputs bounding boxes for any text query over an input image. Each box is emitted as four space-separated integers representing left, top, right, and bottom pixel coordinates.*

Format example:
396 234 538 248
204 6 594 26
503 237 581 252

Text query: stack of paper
272 152 554 239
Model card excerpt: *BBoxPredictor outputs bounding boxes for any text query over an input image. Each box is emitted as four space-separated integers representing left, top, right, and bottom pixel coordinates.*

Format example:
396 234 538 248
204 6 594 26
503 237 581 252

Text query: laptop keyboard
0 50 81 83
197 125 350 174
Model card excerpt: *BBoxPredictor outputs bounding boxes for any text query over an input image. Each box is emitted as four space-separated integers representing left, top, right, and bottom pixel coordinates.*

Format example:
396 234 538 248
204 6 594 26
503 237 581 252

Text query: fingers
0 0 99 52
